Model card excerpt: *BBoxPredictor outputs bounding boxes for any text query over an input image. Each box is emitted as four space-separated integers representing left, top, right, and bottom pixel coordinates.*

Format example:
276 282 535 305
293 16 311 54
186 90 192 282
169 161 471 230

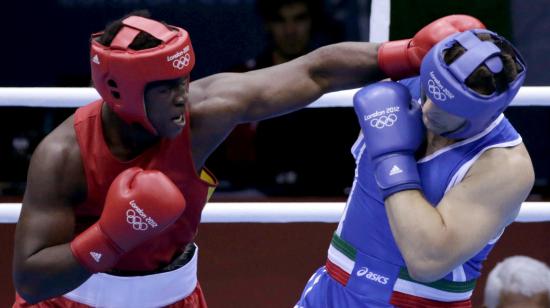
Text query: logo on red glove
126 200 159 231
90 251 103 262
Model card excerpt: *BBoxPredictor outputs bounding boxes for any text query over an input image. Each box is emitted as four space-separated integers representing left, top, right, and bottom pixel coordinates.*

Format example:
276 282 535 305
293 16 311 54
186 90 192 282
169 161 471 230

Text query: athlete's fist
70 167 186 272
378 15 485 80
354 82 424 199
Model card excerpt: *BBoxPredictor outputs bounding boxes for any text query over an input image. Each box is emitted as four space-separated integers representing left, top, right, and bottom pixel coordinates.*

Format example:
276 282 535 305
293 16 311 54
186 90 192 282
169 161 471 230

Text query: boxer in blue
296 29 532 307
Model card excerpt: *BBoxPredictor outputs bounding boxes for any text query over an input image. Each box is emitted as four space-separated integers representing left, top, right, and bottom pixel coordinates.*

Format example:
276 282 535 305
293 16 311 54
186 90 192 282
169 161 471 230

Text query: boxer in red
12 10 483 307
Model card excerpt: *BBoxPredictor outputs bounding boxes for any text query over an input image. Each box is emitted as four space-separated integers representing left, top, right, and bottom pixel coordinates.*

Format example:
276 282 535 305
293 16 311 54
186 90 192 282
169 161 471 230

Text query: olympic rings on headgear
173 54 191 70
427 80 447 101
420 29 526 139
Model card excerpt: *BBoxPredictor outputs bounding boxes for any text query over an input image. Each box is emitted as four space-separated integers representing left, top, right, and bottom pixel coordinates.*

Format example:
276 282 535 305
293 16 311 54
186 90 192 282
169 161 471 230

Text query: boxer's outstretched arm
191 42 381 125
187 42 382 162
189 14 485 129
12 117 90 303
187 16 485 163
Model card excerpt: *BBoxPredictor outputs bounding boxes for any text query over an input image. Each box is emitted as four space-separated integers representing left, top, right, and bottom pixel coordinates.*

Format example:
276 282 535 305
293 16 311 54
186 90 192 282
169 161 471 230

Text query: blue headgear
420 29 527 139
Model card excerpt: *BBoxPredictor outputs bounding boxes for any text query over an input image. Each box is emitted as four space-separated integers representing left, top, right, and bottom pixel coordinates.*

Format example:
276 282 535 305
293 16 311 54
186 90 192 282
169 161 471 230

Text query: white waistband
64 244 198 308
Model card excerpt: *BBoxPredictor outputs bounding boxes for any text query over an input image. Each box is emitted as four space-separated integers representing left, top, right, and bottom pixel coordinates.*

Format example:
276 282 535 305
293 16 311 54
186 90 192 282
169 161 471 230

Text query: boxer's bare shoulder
24 114 86 209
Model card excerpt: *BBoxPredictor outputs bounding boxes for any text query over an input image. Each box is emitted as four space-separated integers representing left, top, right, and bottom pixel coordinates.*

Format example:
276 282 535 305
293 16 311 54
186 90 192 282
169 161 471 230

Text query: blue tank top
331 77 522 299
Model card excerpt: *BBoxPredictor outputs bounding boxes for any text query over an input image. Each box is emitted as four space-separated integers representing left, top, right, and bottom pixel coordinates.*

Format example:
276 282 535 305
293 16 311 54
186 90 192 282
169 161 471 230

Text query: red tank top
73 100 217 271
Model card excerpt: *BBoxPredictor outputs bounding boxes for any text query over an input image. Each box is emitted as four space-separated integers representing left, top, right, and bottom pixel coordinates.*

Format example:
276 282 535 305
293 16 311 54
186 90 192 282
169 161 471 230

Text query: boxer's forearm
188 42 383 127
384 190 454 282
14 244 91 304
205 42 383 124
307 42 384 93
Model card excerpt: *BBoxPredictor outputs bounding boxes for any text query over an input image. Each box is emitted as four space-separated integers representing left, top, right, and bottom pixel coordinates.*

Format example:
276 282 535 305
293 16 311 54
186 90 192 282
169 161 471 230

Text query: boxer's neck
424 131 457 156
101 102 159 161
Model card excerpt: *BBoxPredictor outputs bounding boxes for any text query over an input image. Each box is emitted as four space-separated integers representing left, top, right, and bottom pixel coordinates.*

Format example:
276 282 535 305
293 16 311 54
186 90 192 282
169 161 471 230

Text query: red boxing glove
70 167 186 273
378 15 485 80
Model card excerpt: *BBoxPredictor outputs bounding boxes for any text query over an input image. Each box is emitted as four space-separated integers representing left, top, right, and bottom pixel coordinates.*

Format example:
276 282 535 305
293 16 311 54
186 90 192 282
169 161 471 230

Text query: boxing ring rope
1 86 550 108
1 202 549 224
0 87 549 224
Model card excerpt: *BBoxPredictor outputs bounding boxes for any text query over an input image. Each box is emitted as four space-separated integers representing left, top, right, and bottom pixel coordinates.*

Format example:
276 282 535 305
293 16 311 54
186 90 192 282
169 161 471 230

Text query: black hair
96 10 162 50
444 33 523 95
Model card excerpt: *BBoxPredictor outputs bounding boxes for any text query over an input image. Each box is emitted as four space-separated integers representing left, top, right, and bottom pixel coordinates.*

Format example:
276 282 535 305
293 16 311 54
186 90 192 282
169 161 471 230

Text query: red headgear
90 16 195 134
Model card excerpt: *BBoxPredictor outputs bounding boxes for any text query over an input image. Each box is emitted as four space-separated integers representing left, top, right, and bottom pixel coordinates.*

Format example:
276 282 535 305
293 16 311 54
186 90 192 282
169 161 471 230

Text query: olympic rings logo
428 80 447 101
370 114 397 129
126 209 149 231
172 54 191 70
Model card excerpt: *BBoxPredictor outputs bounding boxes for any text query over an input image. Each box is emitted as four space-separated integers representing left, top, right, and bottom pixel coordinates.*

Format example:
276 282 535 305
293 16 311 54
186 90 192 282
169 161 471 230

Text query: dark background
1 0 549 198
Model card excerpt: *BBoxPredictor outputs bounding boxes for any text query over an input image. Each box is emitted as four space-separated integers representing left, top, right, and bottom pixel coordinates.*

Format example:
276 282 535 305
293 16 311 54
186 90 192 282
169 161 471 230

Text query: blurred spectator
209 0 352 196
0 107 54 196
484 255 550 308
241 0 341 69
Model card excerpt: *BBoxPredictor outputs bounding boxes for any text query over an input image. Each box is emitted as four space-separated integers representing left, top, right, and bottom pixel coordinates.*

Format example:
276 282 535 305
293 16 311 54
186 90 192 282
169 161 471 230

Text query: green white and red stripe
326 233 356 285
326 233 477 302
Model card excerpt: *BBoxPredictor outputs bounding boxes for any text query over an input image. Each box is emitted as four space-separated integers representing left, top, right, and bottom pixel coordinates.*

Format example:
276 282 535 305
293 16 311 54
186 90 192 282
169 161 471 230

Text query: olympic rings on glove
370 114 397 129
126 209 149 231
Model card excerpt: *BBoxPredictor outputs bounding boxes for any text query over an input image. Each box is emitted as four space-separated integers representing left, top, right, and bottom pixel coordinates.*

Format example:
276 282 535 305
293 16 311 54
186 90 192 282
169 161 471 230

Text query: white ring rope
0 202 549 224
0 87 549 108
1 87 548 223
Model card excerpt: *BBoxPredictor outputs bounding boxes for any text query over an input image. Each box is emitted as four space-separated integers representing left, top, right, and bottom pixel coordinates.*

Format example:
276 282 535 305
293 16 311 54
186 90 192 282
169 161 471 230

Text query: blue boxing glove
353 81 425 199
